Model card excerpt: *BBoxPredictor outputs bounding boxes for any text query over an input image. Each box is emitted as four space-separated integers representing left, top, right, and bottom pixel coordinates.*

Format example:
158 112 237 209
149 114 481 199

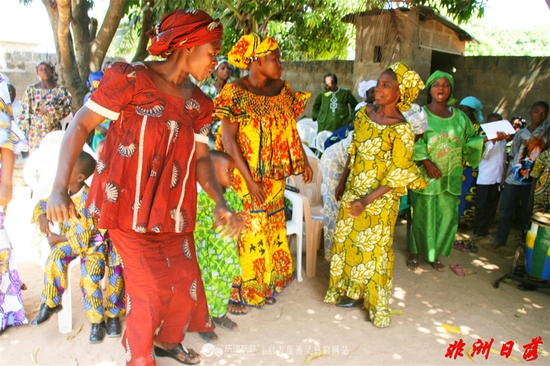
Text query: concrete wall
282 60 355 118
0 51 58 101
450 56 550 119
285 56 550 121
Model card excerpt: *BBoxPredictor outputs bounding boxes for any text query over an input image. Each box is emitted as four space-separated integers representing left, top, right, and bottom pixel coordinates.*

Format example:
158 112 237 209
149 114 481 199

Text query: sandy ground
1 183 549 366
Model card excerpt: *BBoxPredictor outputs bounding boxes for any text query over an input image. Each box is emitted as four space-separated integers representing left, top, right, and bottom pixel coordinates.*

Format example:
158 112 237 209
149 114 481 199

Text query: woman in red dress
46 9 242 366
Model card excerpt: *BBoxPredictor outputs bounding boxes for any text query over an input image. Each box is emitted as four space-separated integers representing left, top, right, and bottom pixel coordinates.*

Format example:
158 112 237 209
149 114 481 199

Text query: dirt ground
1 185 549 366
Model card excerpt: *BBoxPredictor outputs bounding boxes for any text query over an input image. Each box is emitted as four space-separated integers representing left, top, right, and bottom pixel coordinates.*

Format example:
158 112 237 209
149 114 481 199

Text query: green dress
194 187 243 317
324 108 425 328
409 107 484 261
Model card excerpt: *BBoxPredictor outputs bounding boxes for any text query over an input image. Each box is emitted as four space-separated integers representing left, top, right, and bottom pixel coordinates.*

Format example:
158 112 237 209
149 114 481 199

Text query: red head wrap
147 9 223 58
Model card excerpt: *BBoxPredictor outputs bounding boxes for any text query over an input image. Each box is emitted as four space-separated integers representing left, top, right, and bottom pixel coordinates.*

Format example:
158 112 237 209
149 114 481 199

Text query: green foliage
411 0 487 23
462 20 550 56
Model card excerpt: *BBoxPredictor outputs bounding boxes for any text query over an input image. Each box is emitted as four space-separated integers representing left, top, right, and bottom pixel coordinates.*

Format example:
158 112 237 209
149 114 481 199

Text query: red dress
86 62 213 366
87 62 211 234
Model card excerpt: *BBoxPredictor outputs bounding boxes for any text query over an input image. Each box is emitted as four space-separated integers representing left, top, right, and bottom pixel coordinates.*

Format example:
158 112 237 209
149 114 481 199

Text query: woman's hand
302 161 313 184
0 181 13 207
213 205 245 239
347 196 371 218
422 159 442 179
335 180 346 202
246 179 267 205
47 188 79 223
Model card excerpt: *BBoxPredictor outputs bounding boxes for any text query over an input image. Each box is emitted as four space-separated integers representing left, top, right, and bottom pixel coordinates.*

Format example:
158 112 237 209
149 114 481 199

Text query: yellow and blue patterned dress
324 108 425 328
32 185 125 323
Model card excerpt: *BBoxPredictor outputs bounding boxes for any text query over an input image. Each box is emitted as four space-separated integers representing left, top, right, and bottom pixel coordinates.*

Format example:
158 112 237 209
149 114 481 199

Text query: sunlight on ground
471 257 500 270
393 286 406 300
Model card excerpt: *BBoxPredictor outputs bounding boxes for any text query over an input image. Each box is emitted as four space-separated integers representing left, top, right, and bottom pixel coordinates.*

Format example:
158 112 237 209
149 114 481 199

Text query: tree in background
20 0 129 109
21 0 489 108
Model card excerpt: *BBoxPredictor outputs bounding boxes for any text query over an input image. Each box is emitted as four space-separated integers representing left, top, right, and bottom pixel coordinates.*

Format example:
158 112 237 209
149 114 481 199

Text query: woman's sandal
449 264 465 276
265 298 277 306
465 240 478 253
453 240 469 253
198 331 219 343
213 314 238 331
406 258 420 270
431 260 445 272
227 302 248 316
154 345 200 365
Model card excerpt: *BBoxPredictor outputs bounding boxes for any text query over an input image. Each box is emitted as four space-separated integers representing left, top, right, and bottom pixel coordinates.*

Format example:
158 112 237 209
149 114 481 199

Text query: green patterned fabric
194 188 243 317
413 107 484 196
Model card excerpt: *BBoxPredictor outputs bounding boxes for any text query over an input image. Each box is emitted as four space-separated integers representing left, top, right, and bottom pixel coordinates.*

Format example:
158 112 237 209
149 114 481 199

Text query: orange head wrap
147 9 223 58
228 33 279 69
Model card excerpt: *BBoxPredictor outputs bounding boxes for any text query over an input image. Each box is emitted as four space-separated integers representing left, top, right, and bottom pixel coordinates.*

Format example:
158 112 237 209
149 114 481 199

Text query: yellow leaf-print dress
324 107 425 328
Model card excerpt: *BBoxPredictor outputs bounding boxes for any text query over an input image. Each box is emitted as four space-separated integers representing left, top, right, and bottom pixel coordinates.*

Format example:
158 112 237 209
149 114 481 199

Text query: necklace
329 88 340 114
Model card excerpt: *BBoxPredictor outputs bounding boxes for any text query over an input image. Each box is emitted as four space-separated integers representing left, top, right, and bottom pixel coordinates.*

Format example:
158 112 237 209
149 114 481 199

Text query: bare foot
227 303 248 315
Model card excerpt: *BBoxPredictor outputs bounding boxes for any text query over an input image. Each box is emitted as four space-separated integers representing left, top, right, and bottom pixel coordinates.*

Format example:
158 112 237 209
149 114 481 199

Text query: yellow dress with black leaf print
324 107 425 328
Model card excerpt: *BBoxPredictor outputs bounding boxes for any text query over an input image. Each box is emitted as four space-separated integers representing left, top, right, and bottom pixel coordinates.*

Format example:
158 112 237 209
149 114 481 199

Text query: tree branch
90 0 128 71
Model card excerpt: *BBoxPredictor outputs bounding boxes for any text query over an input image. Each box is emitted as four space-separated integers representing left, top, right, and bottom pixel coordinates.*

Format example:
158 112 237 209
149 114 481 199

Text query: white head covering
357 79 377 99
0 73 11 105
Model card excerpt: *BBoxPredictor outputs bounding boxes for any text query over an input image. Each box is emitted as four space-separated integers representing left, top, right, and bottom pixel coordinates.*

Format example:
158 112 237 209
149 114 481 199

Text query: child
493 101 550 248
194 151 244 343
30 151 125 343
472 113 507 240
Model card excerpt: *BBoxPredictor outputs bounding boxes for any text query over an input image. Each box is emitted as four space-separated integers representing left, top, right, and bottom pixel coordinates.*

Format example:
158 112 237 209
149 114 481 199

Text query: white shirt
477 140 507 184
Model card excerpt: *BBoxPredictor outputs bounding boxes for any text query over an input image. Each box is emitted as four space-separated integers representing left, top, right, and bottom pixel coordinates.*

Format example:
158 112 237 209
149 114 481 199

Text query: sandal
198 331 219 343
227 302 248 316
265 298 277 305
431 260 445 272
406 258 420 270
449 264 465 276
154 345 200 365
465 240 478 253
213 314 238 332
453 240 469 253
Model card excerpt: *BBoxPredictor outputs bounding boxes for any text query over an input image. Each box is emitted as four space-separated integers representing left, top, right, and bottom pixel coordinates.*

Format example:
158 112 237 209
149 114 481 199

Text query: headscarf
147 9 223 58
460 96 484 123
86 70 104 92
0 73 11 108
426 70 456 106
358 80 377 99
228 33 279 69
387 62 425 112
215 56 230 71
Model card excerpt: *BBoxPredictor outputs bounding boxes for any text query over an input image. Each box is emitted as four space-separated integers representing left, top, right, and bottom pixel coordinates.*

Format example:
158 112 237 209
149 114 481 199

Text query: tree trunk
132 0 155 62
41 0 127 110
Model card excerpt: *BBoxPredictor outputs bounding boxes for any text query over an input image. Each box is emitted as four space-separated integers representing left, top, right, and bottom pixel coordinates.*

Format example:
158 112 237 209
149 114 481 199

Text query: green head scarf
426 70 456 106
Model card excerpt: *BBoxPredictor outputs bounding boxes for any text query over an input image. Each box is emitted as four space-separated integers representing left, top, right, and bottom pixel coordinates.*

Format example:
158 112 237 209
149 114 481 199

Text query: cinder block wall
282 60 355 119
451 56 550 119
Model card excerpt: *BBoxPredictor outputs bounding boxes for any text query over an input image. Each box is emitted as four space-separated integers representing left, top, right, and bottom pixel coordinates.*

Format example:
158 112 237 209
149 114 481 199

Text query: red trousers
110 229 213 366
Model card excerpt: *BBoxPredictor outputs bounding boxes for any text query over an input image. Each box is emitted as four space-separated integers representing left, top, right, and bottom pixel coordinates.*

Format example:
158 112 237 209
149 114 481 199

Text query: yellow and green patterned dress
324 108 425 328
214 81 309 307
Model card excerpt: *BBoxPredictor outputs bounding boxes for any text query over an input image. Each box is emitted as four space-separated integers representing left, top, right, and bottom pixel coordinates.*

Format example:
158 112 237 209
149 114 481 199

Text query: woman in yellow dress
215 33 312 314
324 62 426 328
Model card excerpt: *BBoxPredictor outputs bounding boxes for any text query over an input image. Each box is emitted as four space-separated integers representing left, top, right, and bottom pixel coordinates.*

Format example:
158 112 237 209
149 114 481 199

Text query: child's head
69 151 96 187
210 150 235 188
486 113 502 123
529 101 549 125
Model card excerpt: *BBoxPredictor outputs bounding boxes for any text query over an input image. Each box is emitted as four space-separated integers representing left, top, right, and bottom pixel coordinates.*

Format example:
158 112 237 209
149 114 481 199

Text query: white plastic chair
297 124 317 149
297 118 318 135
284 190 304 282
316 130 333 155
57 257 79 333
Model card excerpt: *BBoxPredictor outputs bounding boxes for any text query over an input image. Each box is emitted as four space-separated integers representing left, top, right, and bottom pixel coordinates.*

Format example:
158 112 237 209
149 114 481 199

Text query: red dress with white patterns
86 62 213 366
